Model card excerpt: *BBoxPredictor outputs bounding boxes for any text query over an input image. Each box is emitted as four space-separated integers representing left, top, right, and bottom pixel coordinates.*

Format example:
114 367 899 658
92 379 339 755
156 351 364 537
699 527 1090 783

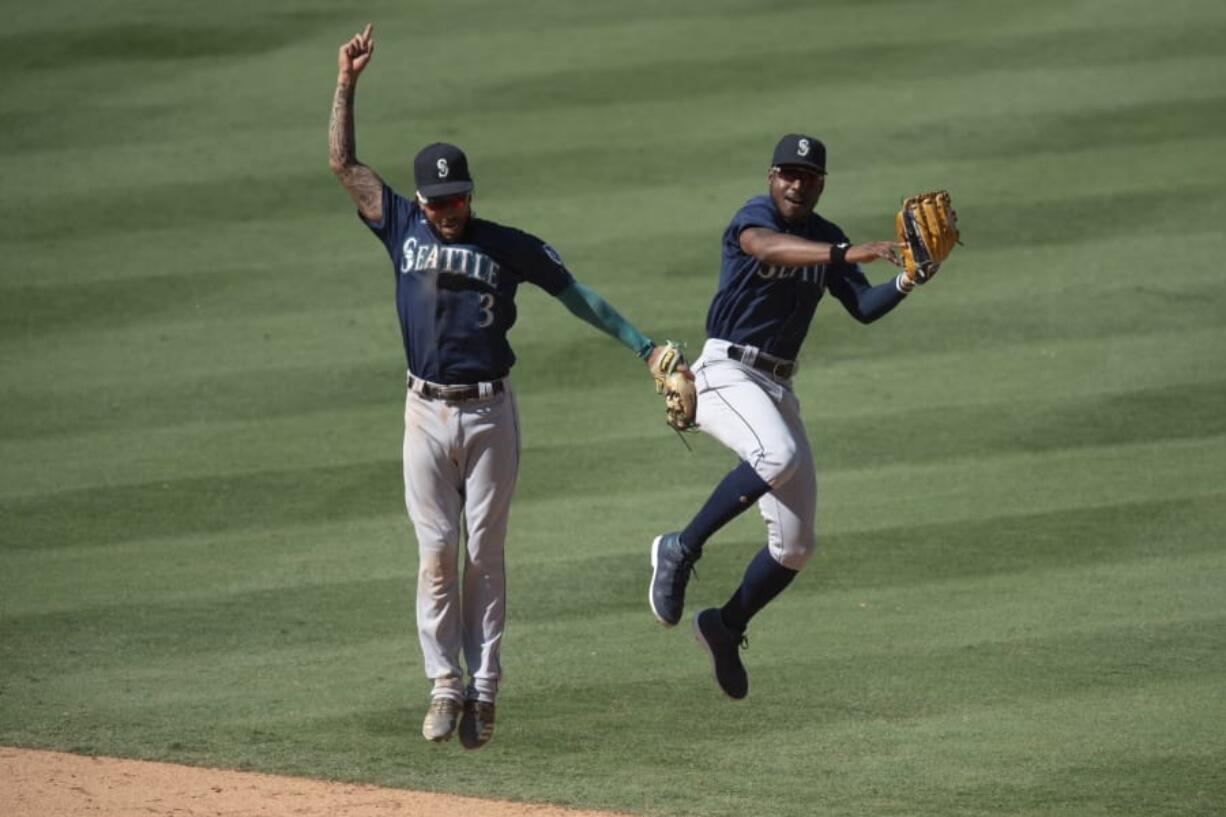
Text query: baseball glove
650 341 697 432
896 190 959 286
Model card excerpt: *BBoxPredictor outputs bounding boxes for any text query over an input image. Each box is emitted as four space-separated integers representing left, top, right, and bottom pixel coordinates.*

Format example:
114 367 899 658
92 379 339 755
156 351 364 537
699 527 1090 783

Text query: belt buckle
769 359 793 378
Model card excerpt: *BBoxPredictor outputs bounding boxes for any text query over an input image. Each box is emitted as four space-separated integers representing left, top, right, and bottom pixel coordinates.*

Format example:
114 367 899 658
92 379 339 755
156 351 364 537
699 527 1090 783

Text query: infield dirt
1 747 633 817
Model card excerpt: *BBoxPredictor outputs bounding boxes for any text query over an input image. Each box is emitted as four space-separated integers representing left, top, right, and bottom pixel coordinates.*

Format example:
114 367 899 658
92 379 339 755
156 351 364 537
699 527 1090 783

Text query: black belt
408 376 504 402
727 346 796 379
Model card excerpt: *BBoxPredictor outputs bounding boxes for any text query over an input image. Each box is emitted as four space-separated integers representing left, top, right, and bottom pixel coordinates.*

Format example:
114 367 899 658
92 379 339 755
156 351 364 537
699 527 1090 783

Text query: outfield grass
2 1 1225 815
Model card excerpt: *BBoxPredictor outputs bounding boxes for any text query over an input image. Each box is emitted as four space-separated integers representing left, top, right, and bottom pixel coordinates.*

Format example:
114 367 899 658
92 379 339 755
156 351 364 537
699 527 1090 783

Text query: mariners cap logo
414 142 474 198
771 133 826 174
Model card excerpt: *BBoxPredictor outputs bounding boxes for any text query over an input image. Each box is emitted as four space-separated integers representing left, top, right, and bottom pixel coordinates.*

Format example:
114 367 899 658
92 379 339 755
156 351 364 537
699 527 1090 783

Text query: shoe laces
429 698 458 715
676 543 699 578
663 541 698 586
668 562 697 599
468 701 495 733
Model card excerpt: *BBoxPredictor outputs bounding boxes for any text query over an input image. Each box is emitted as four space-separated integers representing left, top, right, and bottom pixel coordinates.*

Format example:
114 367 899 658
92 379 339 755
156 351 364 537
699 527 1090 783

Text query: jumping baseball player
330 24 688 748
650 133 925 700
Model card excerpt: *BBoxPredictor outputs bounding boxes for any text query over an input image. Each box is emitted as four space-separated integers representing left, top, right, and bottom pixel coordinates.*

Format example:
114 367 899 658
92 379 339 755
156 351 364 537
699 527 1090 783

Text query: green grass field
2 0 1225 815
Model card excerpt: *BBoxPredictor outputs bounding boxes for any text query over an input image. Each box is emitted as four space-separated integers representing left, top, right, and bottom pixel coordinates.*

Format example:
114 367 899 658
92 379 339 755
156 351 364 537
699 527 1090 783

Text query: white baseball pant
402 381 519 704
692 339 817 570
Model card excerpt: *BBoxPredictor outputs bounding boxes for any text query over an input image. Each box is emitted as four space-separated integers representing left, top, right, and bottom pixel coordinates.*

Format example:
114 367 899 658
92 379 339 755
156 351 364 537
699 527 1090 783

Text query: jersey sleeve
360 184 418 258
826 238 907 324
504 230 575 296
723 196 783 253
733 197 780 229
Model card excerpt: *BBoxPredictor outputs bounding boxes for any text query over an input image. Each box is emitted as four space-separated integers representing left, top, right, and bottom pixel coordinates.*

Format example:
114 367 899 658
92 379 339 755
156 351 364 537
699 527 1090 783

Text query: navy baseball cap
771 133 826 174
414 142 474 199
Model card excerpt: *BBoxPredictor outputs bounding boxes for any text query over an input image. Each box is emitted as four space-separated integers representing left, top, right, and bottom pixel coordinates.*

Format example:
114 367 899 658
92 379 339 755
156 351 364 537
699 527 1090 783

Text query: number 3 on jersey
476 292 495 328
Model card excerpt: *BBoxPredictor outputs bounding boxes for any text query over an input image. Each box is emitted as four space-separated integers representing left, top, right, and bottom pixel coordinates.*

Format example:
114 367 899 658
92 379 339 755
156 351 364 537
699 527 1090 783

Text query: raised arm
739 227 900 269
329 23 384 223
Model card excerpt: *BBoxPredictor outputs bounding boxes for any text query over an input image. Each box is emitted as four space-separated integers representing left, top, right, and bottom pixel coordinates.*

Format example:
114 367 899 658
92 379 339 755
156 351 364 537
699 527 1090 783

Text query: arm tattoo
329 80 383 220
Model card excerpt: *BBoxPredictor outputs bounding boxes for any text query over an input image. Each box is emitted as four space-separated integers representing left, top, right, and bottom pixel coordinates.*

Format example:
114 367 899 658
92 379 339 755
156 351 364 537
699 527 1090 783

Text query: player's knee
755 439 801 486
417 549 456 590
465 549 499 574
775 535 816 571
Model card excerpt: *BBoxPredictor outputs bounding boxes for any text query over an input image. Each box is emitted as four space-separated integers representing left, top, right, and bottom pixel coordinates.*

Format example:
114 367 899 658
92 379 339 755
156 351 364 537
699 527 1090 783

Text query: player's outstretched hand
338 23 375 82
847 241 903 267
647 342 697 432
646 344 694 381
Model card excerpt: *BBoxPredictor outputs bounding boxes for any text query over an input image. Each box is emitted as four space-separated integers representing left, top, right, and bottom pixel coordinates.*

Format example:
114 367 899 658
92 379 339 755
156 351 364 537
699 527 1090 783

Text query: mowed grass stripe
506 619 1226 749
0 517 411 616
4 432 1221 574
506 434 1226 552
4 199 1223 397
3 228 1221 438
506 493 1226 621
374 3 1225 111
4 439 1216 647
5 376 1224 500
430 20 1226 115
0 304 395 389
5 128 1225 302
0 266 388 341
7 567 1217 725
5 19 1222 197
3 215 1223 389
4 307 1220 449
642 679 1226 817
24 669 1224 811
5 118 1223 244
5 1 1214 152
240 645 1226 815
5 486 1217 622
4 137 1221 360
5 548 1220 720
6 74 1226 203
0 360 400 443
7 175 1223 343
357 53 1224 169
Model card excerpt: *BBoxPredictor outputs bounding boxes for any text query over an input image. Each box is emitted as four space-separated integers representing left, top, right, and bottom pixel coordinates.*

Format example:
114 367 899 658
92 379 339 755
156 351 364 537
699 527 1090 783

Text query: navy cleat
650 532 697 627
693 608 748 700
459 699 496 750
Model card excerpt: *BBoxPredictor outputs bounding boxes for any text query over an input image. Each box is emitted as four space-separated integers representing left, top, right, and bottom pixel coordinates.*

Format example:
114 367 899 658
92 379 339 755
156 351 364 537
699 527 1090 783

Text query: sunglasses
419 194 470 212
773 166 825 185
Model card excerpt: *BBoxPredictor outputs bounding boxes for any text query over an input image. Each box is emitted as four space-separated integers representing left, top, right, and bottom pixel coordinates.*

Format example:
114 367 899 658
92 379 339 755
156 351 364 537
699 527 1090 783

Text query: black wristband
830 241 850 265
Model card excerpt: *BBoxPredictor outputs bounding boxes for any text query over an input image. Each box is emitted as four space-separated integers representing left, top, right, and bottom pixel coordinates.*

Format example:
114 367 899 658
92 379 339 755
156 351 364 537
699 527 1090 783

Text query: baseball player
649 133 915 700
330 24 686 748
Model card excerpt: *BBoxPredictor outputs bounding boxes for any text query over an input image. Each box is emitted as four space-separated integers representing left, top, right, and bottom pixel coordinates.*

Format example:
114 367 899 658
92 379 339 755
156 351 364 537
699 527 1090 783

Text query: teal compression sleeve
557 281 654 359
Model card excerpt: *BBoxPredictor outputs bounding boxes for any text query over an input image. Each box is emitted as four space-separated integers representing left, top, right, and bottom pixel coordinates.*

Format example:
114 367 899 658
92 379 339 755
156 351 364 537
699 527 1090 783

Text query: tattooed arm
329 23 383 223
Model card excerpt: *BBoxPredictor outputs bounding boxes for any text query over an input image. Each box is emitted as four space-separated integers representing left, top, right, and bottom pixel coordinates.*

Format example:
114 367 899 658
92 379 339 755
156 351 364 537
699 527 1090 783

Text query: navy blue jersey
362 185 575 383
705 195 882 361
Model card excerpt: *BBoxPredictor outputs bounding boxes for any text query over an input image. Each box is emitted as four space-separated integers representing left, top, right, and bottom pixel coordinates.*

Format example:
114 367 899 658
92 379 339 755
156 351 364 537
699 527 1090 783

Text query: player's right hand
847 241 904 266
338 23 375 81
